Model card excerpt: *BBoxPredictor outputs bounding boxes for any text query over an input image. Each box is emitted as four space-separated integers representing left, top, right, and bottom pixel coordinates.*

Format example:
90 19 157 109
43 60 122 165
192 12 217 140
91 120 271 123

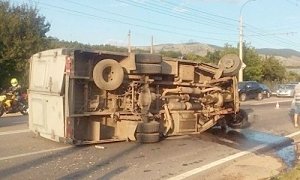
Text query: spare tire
219 54 241 77
93 59 124 90
135 54 162 64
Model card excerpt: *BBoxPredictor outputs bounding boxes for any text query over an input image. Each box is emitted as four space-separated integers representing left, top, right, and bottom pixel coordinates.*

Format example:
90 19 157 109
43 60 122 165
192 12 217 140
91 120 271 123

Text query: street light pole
239 15 243 82
238 0 256 82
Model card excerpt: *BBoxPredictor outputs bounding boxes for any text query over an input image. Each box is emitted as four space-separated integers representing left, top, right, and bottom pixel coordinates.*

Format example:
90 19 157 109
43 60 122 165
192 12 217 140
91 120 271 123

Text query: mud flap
116 121 138 141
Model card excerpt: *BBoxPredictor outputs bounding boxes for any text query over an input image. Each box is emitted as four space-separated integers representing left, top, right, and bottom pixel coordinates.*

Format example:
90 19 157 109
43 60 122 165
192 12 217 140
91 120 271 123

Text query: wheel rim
103 67 114 83
93 59 124 90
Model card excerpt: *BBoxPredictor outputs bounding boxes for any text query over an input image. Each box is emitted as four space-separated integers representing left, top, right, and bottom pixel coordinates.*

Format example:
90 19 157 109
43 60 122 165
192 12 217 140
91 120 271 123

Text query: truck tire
93 59 124 90
135 54 162 64
136 121 160 133
135 63 161 74
227 109 250 129
136 133 160 143
219 54 241 77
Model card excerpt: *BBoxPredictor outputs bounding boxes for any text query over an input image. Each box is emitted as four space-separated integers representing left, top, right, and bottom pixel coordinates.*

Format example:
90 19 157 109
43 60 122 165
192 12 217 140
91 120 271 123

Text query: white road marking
253 99 292 106
286 130 300 138
168 130 300 180
0 129 30 136
0 146 71 161
242 99 292 106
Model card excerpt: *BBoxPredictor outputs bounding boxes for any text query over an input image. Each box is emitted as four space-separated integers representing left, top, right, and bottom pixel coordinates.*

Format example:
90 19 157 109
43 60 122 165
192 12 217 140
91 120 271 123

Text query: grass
271 164 300 180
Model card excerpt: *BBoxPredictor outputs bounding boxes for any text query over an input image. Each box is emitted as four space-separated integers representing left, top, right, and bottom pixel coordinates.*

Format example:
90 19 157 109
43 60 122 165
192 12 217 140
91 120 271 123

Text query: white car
277 84 296 97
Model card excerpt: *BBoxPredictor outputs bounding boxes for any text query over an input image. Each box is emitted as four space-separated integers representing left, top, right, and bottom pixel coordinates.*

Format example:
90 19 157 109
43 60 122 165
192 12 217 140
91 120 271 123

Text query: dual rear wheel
135 121 160 143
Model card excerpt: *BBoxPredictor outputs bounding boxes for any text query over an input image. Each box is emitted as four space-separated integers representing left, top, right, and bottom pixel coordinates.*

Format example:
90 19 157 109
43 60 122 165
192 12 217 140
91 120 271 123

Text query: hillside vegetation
138 43 300 67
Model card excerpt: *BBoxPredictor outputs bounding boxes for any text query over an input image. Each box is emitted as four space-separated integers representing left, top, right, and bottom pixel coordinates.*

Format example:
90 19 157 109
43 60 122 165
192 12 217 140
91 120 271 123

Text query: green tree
205 43 263 81
221 43 238 56
0 1 50 88
205 50 221 64
159 50 182 58
285 71 300 82
185 53 206 62
243 45 263 81
261 56 286 82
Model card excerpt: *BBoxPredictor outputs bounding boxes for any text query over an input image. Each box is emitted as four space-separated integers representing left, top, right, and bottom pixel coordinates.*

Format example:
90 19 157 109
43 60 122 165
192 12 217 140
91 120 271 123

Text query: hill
137 42 300 68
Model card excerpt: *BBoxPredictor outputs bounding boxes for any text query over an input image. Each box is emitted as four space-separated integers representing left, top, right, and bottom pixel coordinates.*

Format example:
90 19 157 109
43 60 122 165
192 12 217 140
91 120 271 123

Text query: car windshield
278 84 295 90
259 84 267 89
238 82 246 89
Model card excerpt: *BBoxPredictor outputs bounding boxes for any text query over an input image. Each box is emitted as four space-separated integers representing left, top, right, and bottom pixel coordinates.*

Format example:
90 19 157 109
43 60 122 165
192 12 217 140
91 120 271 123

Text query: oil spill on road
205 128 297 168
241 129 296 168
240 129 296 168
276 145 296 168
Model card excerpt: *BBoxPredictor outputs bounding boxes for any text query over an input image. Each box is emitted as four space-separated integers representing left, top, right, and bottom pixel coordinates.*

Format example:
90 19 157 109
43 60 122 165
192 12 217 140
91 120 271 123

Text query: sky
10 0 300 51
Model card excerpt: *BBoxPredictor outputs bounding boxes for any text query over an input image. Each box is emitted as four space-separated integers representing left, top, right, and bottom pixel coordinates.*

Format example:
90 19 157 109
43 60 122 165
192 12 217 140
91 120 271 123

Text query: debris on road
95 145 106 149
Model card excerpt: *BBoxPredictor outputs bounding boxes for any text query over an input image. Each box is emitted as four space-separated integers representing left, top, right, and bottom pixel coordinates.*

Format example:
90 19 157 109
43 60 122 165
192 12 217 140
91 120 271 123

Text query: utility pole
150 35 154 54
238 15 244 82
238 0 256 82
128 30 131 53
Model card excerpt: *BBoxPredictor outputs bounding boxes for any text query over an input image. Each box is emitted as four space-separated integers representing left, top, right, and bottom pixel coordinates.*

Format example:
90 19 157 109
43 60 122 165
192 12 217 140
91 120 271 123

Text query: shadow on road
0 142 141 179
0 115 27 128
58 143 141 179
0 146 82 178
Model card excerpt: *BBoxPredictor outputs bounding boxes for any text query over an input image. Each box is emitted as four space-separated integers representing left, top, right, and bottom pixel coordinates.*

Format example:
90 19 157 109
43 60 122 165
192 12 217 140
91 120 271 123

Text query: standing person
294 82 300 127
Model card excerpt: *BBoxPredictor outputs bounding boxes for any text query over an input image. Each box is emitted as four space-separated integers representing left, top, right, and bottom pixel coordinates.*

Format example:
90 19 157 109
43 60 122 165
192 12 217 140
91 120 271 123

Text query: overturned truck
28 48 247 144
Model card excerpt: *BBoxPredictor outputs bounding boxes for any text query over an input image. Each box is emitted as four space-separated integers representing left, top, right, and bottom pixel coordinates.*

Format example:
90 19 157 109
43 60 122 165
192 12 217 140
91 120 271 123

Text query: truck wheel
219 54 241 77
136 133 160 143
136 121 160 133
93 59 124 90
240 93 247 101
135 54 162 64
227 109 250 129
135 63 161 74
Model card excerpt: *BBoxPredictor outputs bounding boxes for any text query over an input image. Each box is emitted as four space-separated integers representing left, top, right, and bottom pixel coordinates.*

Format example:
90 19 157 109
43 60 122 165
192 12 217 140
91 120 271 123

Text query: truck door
28 49 68 141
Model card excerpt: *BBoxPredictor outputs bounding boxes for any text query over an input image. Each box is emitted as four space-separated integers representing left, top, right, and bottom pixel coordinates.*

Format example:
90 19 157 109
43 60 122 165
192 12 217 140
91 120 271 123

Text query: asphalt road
0 97 298 180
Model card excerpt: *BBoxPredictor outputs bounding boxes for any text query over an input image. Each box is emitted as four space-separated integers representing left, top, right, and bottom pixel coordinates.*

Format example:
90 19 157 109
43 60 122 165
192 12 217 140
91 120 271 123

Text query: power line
246 32 297 37
117 0 300 50
155 0 238 22
286 0 299 7
145 0 237 27
63 0 237 36
245 23 300 47
37 2 237 43
115 0 238 32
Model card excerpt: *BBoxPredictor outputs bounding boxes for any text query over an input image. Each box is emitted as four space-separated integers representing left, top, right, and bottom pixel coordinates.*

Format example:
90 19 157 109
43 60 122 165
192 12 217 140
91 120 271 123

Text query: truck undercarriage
29 49 246 144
